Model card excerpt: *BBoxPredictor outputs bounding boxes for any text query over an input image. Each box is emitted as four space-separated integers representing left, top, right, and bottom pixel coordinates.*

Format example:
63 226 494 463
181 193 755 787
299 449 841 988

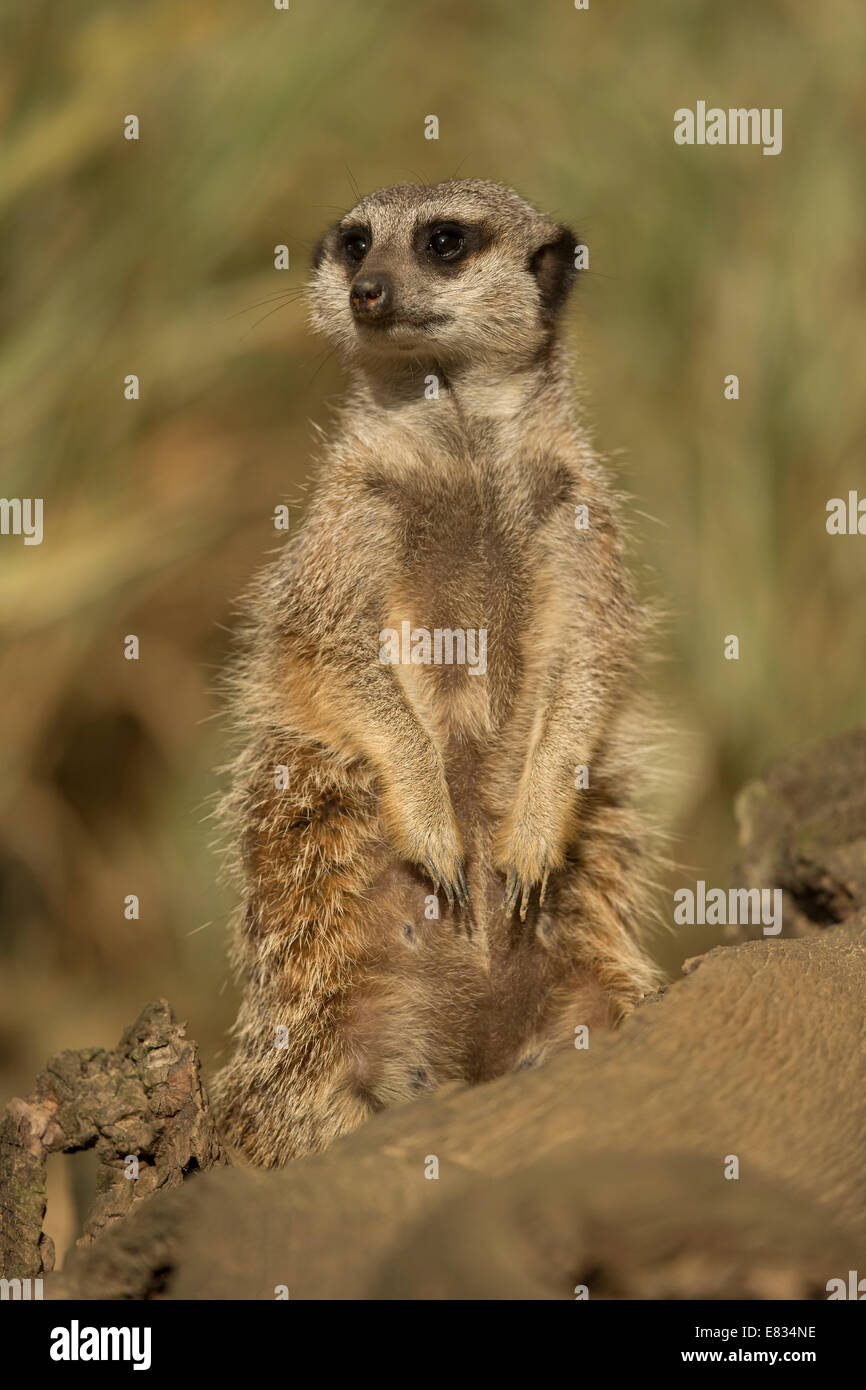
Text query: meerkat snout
350 273 392 321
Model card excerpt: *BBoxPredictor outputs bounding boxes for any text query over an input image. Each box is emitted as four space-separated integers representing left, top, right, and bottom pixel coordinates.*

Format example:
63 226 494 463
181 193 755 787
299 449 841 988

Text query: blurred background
1 0 864 1166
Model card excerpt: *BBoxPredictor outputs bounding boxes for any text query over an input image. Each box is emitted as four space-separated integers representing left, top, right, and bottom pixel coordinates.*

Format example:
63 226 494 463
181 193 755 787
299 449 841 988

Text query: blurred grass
1 0 864 1101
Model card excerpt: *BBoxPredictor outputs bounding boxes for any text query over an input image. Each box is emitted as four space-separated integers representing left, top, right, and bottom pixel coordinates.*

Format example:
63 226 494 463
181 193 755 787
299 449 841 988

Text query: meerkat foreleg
497 678 592 919
306 653 470 908
496 507 638 919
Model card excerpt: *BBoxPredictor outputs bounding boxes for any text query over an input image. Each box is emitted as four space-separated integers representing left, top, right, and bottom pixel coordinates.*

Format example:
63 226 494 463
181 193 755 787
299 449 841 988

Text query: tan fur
212 181 664 1166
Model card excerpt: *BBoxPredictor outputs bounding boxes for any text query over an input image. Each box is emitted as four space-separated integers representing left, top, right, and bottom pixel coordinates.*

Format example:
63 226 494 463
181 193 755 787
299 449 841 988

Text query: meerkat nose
350 275 392 320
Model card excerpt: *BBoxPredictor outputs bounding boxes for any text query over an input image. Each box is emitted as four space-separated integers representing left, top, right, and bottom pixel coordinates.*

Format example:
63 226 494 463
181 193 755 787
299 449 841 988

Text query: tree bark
0 1000 225 1279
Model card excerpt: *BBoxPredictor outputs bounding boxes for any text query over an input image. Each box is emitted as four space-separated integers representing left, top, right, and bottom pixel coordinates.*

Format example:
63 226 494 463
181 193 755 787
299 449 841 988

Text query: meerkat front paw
422 838 470 910
407 815 469 908
381 779 470 909
496 809 570 920
501 852 552 920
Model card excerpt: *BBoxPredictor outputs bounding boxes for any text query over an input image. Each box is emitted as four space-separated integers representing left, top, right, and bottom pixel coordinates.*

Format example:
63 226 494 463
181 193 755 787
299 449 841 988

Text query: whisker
307 343 338 387
343 162 362 204
237 298 303 341
226 290 307 321
391 165 427 186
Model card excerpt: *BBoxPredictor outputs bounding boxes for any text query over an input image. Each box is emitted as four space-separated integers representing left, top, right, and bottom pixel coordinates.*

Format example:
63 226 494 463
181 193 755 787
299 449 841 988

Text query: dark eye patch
413 219 492 271
427 223 466 261
339 224 371 265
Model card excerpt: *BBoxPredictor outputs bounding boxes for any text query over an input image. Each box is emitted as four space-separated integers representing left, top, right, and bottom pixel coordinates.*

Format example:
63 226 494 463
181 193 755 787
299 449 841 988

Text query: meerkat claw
519 879 534 921
425 853 469 909
424 856 441 894
455 860 470 909
538 867 550 907
503 864 550 919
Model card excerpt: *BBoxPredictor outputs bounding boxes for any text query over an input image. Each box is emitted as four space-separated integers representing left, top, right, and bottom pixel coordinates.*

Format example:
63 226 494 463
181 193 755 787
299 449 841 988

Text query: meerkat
212 179 663 1166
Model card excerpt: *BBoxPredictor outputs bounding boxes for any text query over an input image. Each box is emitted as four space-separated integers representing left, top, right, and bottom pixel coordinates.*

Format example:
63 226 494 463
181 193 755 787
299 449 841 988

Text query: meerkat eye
341 232 369 263
428 225 466 261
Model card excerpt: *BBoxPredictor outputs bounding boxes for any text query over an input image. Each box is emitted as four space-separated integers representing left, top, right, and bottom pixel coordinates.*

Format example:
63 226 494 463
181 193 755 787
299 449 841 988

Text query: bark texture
0 1000 225 1279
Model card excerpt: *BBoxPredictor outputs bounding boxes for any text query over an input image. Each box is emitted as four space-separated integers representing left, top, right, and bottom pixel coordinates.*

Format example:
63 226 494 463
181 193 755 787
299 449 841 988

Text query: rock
731 728 866 939
48 914 866 1299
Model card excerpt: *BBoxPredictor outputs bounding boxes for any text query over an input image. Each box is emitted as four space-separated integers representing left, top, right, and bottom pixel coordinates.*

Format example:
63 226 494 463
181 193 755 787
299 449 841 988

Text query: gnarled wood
0 1000 225 1279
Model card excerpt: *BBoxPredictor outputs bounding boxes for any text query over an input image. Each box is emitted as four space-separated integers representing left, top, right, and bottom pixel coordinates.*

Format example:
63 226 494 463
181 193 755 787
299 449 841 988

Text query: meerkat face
309 180 580 369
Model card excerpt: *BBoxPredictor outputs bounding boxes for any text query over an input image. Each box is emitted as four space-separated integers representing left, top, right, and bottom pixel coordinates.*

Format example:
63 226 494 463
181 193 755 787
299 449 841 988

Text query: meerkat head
309 180 580 374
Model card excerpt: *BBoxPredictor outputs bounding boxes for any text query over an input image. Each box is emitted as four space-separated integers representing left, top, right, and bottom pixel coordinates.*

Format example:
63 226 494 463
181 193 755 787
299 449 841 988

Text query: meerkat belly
384 485 529 748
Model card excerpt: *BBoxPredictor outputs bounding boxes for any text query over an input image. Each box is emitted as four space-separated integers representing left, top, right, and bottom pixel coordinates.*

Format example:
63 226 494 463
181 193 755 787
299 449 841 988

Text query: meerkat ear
529 226 580 321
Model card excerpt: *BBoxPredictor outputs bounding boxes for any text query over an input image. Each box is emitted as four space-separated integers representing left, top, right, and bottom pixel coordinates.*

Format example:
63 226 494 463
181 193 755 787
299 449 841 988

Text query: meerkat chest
374 458 543 739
